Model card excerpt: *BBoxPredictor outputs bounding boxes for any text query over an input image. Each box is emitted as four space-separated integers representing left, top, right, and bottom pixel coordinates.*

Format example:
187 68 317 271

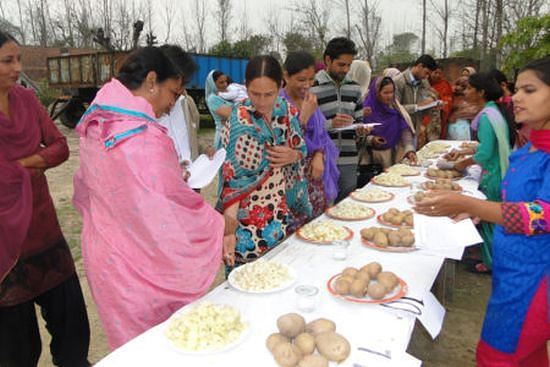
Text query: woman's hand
300 93 318 125
223 234 236 266
363 106 372 117
414 191 465 217
453 159 470 172
204 146 216 160
267 145 301 168
310 151 324 180
443 149 461 161
405 151 417 165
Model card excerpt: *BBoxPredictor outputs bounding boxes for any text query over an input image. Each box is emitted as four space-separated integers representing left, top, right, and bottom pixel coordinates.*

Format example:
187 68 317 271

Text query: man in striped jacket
311 37 374 202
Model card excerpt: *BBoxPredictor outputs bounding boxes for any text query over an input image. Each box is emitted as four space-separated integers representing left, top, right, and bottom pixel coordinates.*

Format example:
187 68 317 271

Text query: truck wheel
59 100 86 129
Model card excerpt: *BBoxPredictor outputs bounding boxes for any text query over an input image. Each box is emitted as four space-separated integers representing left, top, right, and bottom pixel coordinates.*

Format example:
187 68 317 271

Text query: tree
209 40 233 56
421 0 426 54
291 0 331 53
430 0 453 57
162 0 175 43
193 0 208 52
283 31 315 55
215 0 232 43
499 14 550 73
232 34 272 58
377 32 419 68
341 0 352 39
355 0 381 66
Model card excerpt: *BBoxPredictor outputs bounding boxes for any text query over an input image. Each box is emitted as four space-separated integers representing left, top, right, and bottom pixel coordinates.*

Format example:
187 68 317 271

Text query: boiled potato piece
334 278 351 295
342 267 358 277
360 228 375 240
373 232 388 247
388 232 402 246
401 234 415 247
277 313 306 338
377 271 398 291
366 262 382 278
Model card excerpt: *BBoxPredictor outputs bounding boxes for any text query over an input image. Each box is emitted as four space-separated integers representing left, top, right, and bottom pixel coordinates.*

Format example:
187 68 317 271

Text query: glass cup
332 239 350 261
295 285 319 313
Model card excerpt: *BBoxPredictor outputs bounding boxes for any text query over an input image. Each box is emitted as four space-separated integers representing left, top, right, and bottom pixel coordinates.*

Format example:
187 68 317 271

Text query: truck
47 51 249 128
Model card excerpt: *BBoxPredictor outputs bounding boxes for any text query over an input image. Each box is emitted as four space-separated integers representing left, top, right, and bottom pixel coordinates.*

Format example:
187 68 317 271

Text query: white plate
164 305 251 355
227 262 297 294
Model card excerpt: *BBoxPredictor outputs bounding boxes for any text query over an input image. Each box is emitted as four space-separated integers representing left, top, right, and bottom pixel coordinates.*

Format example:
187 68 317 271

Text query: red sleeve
32 93 69 168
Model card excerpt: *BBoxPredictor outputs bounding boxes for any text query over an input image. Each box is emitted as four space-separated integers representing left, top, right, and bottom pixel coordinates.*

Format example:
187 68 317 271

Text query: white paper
186 148 226 189
414 214 483 260
353 348 422 367
332 122 381 132
416 100 441 111
417 292 446 339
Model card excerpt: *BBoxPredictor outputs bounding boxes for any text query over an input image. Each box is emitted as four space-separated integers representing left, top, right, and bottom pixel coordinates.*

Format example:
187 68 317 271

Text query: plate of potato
420 179 463 192
425 167 463 180
360 227 416 252
295 221 354 244
377 208 414 229
325 202 376 221
349 188 395 203
327 263 408 304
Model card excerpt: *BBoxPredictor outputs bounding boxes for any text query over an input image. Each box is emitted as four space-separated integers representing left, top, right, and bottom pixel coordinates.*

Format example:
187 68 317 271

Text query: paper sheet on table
353 348 422 367
332 122 381 132
414 214 483 260
416 100 441 111
187 148 226 189
417 292 446 339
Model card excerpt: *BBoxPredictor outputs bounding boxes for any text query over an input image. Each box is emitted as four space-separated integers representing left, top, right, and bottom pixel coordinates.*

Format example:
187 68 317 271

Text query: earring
150 88 154 94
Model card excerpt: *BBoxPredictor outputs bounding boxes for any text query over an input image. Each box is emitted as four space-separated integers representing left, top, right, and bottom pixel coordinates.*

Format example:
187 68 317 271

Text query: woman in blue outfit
205 70 232 149
415 56 550 367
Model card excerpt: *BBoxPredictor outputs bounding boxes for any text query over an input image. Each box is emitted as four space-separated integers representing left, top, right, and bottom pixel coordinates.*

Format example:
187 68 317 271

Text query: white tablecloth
96 141 481 367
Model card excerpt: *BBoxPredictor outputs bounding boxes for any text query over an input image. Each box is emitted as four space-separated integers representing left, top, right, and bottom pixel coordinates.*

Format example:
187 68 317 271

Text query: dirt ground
38 122 493 367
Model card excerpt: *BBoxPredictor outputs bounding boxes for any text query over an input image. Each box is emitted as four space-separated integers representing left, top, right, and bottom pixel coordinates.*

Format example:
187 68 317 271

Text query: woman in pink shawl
73 47 223 349
0 32 90 366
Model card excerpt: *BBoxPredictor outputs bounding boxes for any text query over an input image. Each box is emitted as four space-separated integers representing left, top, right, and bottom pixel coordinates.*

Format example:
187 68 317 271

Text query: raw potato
298 354 329 367
273 342 302 367
294 333 316 355
355 270 370 283
277 313 306 338
266 333 290 353
388 232 401 246
342 267 358 277
366 262 382 278
367 282 387 300
334 278 350 295
377 272 398 291
360 228 375 240
401 234 415 247
305 318 336 336
373 232 388 247
315 332 351 362
350 279 367 297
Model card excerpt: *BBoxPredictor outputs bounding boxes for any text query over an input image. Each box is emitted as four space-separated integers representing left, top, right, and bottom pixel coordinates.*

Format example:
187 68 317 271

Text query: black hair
414 54 437 71
283 51 316 76
0 31 17 47
469 72 503 102
488 68 507 84
469 72 517 146
212 70 225 82
519 56 550 86
117 47 181 90
159 44 197 84
323 37 357 61
245 55 282 87
378 77 395 92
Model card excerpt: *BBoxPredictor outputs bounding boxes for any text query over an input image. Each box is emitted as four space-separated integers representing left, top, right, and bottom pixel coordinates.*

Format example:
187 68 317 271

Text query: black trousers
0 274 90 367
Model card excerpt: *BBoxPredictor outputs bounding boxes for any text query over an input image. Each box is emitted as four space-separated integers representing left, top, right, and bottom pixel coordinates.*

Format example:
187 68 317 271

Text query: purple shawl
363 77 410 149
280 89 339 202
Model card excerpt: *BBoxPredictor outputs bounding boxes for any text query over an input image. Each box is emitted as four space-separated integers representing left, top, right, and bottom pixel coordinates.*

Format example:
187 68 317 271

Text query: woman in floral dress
220 55 311 268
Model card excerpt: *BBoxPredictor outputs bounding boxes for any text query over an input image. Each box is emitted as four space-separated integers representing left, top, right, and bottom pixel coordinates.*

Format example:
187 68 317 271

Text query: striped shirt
311 70 364 165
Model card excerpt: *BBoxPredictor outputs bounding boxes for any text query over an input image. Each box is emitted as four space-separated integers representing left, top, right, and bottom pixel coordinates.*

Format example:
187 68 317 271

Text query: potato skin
367 282 387 300
315 332 351 362
277 313 306 338
298 354 329 367
266 333 290 353
305 318 336 336
273 342 302 367
294 333 316 355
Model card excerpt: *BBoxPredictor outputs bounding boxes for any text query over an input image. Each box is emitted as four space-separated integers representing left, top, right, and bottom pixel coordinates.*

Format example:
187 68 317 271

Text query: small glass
332 239 350 261
295 285 319 313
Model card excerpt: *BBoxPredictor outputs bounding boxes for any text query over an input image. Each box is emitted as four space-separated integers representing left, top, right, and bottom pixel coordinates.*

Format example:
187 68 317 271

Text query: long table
96 141 481 367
